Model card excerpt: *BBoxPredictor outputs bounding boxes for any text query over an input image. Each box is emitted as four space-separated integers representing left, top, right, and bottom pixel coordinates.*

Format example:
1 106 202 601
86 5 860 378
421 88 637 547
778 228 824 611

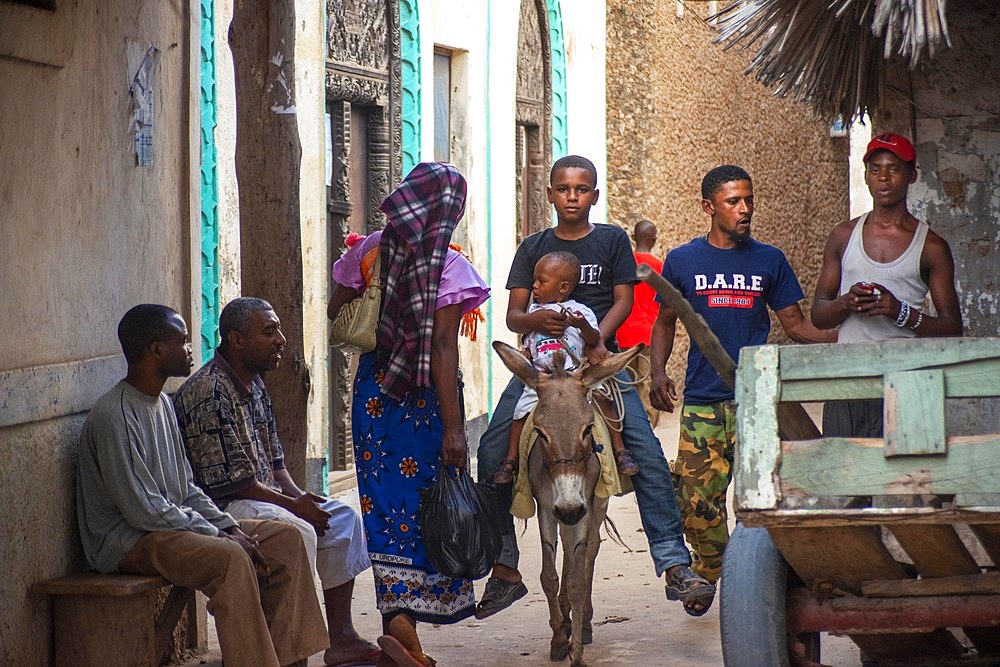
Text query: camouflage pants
673 401 736 584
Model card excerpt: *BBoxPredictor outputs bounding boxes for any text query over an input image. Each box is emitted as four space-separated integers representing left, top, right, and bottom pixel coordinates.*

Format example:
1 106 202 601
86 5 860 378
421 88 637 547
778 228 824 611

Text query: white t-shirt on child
524 299 599 370
514 299 599 420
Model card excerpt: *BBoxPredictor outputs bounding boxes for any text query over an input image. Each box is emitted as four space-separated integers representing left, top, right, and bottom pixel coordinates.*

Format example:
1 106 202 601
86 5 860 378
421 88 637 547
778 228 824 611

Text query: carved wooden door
515 0 553 241
326 0 402 471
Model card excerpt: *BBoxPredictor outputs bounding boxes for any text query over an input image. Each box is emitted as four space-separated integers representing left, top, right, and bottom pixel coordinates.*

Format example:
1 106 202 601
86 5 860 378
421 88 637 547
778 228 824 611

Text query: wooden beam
887 524 980 578
33 573 170 597
738 507 1000 529
777 338 1000 382
734 345 781 510
862 571 1000 598
154 585 192 666
638 265 734 386
780 356 1000 403
778 434 1000 497
969 524 1000 566
638 267 820 438
884 369 946 456
769 526 905 595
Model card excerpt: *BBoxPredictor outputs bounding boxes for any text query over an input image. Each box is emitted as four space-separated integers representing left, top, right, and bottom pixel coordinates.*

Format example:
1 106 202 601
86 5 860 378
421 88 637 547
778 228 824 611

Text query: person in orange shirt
617 220 663 427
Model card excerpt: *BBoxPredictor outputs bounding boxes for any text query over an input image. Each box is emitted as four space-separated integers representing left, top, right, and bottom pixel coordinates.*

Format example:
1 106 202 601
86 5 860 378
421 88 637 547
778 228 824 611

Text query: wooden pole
638 265 820 439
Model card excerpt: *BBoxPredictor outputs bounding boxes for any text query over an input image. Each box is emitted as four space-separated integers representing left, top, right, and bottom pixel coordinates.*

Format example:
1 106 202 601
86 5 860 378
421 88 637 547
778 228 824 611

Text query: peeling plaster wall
607 1 849 394
878 0 999 338
296 0 332 481
0 1 197 662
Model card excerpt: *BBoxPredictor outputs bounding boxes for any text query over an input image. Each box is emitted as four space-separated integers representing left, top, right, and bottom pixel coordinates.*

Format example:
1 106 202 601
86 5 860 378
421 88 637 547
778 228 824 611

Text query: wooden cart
720 338 1000 667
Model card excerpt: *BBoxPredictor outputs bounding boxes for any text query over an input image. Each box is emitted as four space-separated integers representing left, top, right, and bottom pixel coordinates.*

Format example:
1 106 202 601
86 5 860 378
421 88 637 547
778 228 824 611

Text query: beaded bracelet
907 309 924 330
895 301 911 327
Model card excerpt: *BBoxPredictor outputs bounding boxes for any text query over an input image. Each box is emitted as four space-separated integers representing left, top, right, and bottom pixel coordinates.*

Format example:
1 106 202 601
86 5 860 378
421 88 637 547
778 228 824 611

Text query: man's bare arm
915 231 963 336
811 220 857 329
776 303 838 343
649 303 679 413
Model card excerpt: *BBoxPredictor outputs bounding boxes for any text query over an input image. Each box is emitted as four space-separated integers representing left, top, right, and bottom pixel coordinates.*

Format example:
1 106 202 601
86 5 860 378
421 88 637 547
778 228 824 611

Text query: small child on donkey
492 249 640 484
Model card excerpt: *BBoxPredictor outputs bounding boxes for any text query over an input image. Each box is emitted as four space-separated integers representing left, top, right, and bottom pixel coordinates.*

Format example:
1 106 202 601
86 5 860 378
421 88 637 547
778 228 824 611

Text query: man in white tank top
811 132 962 437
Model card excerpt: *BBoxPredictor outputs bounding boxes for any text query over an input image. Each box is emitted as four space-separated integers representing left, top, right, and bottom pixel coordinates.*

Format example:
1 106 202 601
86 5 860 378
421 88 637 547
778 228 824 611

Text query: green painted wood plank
884 369 945 456
779 357 1000 402
780 377 883 401
734 345 781 510
778 435 1000 497
775 338 1000 381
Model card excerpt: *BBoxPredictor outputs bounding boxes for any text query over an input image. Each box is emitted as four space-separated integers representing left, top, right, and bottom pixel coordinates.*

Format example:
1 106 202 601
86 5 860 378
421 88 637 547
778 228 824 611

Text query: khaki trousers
119 519 328 667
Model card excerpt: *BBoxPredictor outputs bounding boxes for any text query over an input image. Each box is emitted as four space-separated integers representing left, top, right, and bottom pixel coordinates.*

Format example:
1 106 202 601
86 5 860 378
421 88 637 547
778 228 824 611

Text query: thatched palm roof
712 0 951 121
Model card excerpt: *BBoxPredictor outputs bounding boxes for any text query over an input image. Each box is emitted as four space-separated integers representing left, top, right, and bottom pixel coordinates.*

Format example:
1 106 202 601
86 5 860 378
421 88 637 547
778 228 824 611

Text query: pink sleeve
331 231 381 291
436 250 491 314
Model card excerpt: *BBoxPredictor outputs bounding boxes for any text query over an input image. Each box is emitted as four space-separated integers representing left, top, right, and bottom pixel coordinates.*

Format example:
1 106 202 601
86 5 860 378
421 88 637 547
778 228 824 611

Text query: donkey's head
493 341 644 525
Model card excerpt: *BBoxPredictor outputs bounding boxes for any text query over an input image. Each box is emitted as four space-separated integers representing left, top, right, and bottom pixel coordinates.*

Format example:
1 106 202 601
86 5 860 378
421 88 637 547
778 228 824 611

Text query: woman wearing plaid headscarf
329 163 490 667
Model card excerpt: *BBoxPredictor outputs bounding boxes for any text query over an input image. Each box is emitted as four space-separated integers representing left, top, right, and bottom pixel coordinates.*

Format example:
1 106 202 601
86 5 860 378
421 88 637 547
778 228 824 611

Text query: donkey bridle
541 435 600 469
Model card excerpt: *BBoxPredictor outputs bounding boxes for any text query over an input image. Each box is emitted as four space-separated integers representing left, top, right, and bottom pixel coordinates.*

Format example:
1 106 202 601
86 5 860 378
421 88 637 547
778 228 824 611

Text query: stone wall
877 0 999 338
606 1 849 393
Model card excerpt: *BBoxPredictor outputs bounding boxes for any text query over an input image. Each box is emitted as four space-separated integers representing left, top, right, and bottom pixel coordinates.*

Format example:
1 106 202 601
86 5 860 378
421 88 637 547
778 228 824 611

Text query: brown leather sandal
492 457 517 484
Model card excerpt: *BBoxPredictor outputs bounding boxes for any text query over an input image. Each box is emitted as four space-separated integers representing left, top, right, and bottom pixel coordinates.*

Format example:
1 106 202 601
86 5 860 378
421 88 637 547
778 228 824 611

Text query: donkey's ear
493 341 540 389
578 344 645 389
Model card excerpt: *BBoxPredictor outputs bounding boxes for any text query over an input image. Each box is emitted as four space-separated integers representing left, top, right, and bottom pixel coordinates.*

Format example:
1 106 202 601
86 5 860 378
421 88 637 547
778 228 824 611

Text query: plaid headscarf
376 162 467 401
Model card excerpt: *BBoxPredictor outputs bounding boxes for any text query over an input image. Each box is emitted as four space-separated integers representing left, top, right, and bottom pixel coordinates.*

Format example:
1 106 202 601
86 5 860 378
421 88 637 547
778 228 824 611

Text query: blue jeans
477 373 692 577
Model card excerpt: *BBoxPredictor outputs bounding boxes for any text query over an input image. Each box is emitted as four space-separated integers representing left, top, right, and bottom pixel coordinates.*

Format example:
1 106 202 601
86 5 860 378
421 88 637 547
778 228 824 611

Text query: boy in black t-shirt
475 156 715 620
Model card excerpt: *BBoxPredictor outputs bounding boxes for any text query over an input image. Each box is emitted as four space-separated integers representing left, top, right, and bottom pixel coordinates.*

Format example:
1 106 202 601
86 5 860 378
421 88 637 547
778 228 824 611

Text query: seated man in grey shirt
76 304 328 667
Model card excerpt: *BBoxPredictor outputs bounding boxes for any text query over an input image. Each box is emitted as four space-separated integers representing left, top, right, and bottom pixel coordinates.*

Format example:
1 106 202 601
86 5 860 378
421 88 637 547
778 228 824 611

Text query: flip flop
376 635 435 667
325 646 383 666
474 576 528 619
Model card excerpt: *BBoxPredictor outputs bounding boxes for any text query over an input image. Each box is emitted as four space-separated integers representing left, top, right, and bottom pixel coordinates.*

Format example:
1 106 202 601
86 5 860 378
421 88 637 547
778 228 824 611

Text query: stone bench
33 572 198 666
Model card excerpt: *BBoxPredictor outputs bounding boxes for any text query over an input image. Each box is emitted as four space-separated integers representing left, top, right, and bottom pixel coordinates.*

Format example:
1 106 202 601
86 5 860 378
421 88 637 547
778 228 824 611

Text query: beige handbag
330 251 382 354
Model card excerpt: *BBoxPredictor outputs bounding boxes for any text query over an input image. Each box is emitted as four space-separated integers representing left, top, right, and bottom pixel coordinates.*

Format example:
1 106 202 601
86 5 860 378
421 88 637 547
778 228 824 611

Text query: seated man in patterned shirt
174 297 379 667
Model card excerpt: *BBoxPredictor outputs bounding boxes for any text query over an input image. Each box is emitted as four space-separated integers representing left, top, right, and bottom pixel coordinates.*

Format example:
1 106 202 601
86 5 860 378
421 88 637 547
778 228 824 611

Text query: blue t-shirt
659 236 804 404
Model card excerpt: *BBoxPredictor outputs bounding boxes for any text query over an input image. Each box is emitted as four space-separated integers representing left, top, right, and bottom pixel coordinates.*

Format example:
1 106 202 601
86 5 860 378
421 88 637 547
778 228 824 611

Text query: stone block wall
606 1 850 395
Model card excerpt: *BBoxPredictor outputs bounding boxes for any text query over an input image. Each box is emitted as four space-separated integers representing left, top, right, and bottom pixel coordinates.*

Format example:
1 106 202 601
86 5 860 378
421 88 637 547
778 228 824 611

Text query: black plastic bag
418 467 502 580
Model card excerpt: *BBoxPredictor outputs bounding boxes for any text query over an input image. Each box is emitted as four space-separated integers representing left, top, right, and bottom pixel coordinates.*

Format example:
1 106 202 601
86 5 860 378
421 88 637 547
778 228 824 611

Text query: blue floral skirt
352 352 476 624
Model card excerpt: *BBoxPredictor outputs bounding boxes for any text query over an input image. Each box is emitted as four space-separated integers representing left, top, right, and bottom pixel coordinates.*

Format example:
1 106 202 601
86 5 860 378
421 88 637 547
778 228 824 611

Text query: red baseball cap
864 132 916 163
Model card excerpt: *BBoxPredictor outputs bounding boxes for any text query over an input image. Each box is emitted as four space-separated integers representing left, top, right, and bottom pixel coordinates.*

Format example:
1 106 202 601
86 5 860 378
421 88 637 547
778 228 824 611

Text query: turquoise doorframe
199 0 220 359
400 0 421 176
547 0 568 159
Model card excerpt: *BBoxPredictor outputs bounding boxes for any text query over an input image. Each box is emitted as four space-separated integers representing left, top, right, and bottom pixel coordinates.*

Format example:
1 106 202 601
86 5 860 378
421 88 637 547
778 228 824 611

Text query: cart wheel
721 524 813 666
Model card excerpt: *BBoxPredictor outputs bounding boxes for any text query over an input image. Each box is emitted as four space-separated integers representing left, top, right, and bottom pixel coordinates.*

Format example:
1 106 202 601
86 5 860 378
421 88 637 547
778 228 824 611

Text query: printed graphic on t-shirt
533 334 584 369
536 337 565 359
695 273 764 309
579 264 603 285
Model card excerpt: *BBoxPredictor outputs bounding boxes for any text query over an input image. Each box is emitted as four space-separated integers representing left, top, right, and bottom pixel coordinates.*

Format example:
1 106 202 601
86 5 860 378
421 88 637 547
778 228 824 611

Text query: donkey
493 341 644 667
